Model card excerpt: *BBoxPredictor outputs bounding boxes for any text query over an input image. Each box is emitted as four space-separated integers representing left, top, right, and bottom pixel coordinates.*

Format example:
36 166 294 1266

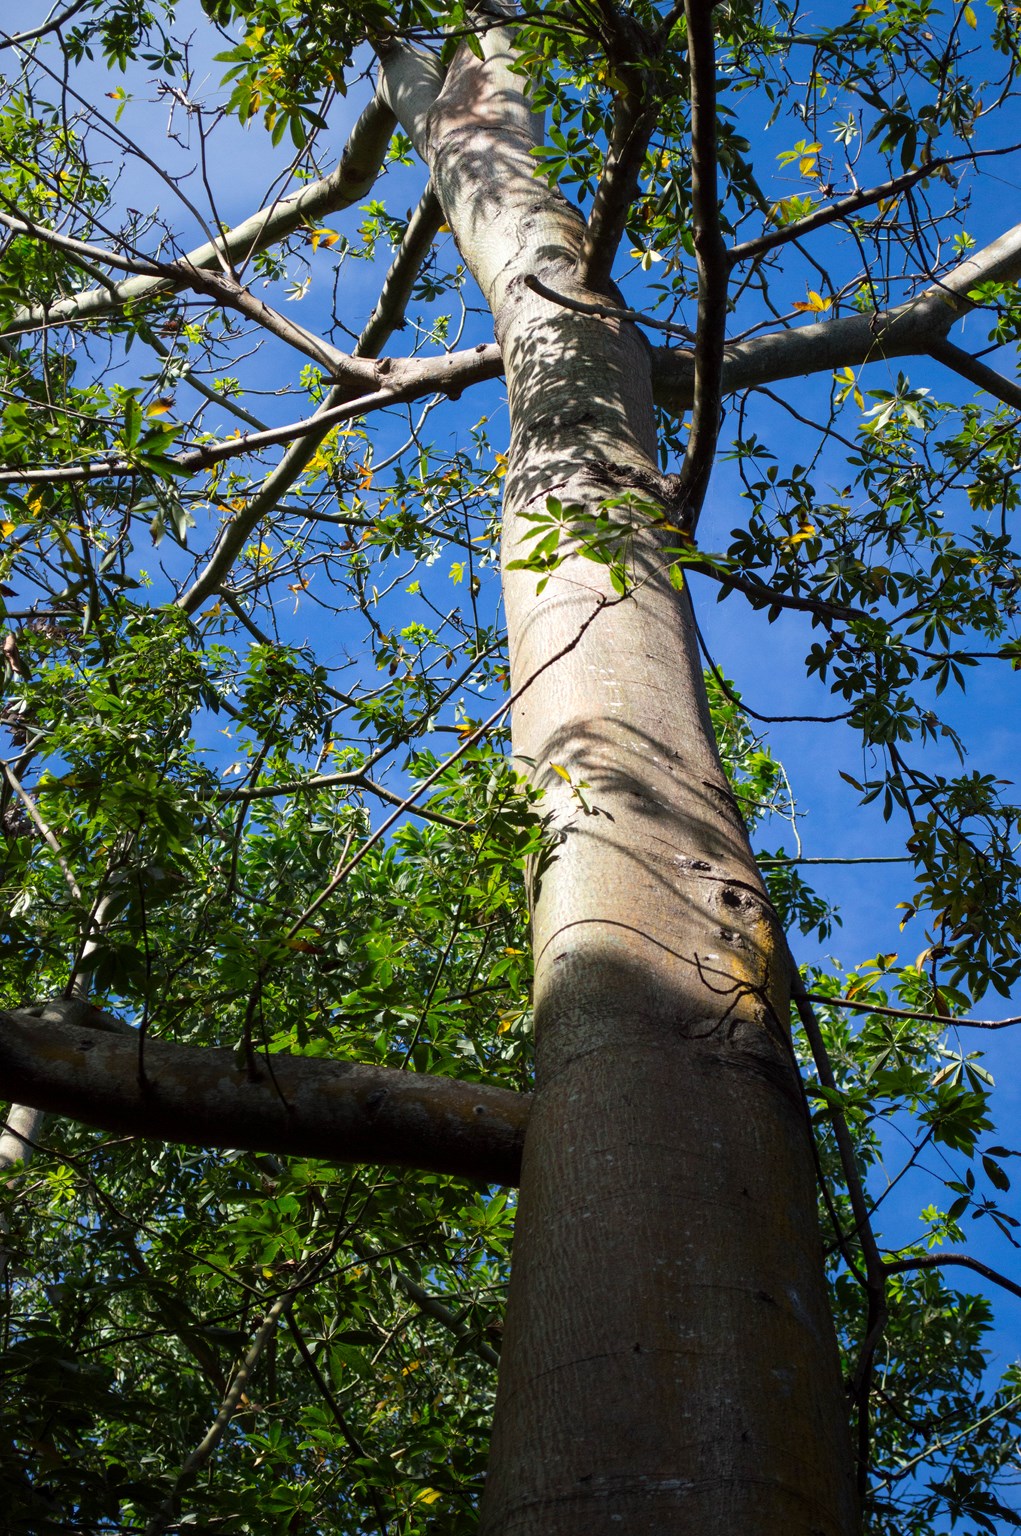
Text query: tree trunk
387 27 858 1536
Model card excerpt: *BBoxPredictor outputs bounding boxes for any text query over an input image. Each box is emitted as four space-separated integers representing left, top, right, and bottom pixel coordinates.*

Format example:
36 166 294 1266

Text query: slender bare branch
523 272 695 336
686 556 869 623
791 967 888 1497
143 1288 295 1536
883 1251 1021 1304
806 992 1021 1031
1 762 83 901
728 143 1021 269
675 0 728 529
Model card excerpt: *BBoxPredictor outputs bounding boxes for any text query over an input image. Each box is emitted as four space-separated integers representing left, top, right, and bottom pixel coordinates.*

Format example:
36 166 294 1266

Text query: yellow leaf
437 222 451 234
783 523 816 546
27 491 44 516
493 452 508 478
416 1489 443 1505
147 400 172 416
799 153 818 176
0 521 14 538
963 2 977 24
308 226 340 252
450 561 465 585
549 762 572 782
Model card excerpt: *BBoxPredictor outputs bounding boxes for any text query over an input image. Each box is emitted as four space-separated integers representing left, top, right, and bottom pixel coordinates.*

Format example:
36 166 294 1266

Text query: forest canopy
2 1 1021 1533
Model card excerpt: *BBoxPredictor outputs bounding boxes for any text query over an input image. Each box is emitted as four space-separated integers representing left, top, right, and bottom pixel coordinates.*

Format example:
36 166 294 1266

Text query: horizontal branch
0 343 503 485
652 219 1021 410
0 1005 528 1185
757 855 912 867
2 92 397 338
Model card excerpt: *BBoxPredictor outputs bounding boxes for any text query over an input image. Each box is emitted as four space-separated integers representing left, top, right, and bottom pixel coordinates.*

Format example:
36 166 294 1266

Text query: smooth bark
381 29 857 1536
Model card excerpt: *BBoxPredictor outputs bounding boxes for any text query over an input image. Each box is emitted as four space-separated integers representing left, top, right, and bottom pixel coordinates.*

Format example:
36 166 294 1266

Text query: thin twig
806 992 1021 1031
142 1289 296 1536
523 272 695 337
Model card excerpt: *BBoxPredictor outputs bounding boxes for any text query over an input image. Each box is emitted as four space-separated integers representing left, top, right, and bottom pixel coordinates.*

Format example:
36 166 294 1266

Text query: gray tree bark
381 26 858 1536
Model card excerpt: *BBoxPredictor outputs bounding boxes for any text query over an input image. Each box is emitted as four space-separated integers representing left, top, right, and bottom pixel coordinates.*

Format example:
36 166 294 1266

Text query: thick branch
2 93 397 338
928 336 1021 412
0 1007 528 1185
651 219 1021 409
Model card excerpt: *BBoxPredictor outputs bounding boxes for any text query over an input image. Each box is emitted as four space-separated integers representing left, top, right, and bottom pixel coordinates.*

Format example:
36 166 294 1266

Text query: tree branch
883 1251 1021 1304
806 992 1021 1031
0 1 92 51
727 143 1021 268
928 336 1021 412
650 219 1021 409
790 967 887 1498
579 93 658 294
523 271 695 337
178 180 454 617
686 555 869 623
675 0 728 530
143 1287 295 1536
0 343 503 487
2 92 397 339
0 1006 528 1185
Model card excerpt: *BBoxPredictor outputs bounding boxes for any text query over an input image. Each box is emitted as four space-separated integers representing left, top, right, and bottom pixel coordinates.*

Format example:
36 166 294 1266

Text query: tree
2 0 1021 1532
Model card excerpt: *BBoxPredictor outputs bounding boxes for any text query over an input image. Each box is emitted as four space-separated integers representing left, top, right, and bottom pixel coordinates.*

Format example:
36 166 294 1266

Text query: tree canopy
2 0 1021 1532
